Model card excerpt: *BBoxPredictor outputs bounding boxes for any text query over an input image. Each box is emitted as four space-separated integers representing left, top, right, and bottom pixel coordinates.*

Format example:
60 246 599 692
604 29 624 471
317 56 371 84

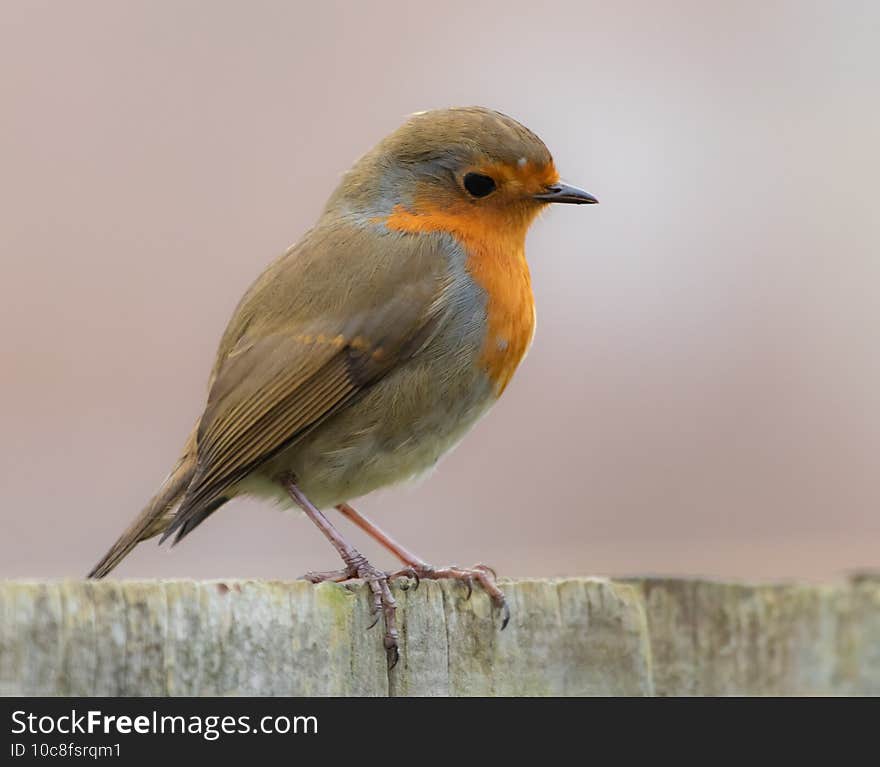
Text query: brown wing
161 231 452 544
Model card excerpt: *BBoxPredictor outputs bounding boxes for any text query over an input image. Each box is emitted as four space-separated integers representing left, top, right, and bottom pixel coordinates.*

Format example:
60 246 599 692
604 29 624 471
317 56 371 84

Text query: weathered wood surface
1 576 878 696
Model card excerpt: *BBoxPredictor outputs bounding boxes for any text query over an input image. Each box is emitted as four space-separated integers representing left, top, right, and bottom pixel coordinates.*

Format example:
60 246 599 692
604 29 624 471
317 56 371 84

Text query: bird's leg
280 475 399 668
335 502 429 569
336 502 509 629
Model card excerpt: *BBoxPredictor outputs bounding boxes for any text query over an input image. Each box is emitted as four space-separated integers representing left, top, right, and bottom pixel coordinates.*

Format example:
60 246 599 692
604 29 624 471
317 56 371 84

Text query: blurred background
1 1 878 582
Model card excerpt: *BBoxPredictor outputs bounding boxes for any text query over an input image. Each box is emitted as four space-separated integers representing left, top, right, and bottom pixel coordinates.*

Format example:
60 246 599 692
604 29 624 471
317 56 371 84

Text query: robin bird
88 106 597 666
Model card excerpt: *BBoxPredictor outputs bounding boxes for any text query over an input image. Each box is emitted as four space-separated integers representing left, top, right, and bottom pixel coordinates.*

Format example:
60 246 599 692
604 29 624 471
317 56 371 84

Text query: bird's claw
303 558 400 668
385 637 400 669
391 562 509 629
498 598 511 630
301 567 354 584
388 565 420 591
303 557 506 666
467 562 497 579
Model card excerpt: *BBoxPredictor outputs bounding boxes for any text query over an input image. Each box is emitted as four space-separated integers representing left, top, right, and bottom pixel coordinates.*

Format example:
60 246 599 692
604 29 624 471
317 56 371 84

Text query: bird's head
325 106 596 238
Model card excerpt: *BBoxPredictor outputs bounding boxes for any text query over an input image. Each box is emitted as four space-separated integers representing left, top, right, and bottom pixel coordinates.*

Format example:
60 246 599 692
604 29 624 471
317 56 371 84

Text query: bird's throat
383 203 536 395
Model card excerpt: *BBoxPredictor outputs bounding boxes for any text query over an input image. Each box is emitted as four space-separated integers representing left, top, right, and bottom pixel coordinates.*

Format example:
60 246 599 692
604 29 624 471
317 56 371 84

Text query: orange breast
384 204 536 395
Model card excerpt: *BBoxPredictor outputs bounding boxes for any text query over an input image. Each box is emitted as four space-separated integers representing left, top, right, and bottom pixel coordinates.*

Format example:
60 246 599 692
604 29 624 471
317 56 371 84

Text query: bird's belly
245 358 496 509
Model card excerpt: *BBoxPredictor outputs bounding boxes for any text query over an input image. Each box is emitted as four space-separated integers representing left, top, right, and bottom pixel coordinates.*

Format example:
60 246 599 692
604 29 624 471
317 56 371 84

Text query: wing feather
162 294 450 544
160 224 457 544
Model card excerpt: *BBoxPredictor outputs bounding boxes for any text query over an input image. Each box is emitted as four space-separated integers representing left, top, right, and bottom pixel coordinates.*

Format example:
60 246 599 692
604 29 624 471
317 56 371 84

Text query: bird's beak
532 182 598 205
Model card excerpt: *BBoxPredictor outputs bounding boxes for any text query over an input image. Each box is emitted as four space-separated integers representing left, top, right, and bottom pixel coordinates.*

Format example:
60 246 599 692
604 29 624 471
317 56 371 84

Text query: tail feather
87 432 197 579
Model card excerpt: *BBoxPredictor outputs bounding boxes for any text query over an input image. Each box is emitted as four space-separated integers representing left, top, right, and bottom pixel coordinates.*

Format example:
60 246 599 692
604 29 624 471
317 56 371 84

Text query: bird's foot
389 561 510 629
302 555 400 669
302 567 355 583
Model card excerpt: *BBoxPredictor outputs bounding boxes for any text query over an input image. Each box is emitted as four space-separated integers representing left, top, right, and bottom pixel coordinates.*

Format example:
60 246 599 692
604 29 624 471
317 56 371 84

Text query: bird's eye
463 172 496 198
